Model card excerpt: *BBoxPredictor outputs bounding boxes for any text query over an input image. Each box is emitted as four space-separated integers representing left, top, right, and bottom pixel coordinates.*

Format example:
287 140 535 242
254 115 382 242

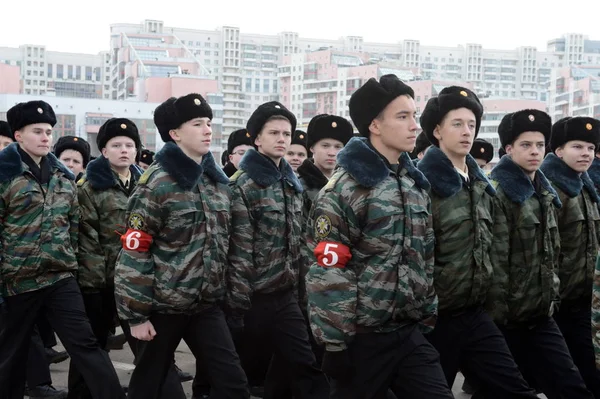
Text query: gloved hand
321 348 353 380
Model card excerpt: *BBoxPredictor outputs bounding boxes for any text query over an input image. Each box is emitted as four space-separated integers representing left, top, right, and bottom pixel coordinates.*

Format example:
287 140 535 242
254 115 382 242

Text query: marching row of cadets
4 73 600 399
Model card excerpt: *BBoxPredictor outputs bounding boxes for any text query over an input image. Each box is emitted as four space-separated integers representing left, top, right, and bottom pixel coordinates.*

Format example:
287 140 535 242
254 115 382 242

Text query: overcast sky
2 0 599 54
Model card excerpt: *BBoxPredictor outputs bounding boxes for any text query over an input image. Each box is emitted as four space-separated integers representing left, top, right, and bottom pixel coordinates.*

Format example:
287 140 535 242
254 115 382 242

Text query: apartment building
547 64 600 121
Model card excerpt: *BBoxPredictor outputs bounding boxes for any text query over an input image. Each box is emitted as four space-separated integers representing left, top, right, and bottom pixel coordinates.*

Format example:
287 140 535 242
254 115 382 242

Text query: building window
68 65 73 79
76 66 81 80
255 80 260 92
245 78 252 92
86 66 92 81
56 64 63 79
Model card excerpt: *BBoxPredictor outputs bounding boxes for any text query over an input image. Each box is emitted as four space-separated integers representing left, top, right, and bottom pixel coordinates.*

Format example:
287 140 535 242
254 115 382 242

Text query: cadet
540 116 600 396
137 148 154 170
0 100 124 398
114 93 248 399
0 120 13 150
417 87 537 398
305 75 453 398
470 138 494 169
489 110 592 398
284 129 308 174
54 135 91 180
587 145 600 194
228 101 328 399
223 128 253 178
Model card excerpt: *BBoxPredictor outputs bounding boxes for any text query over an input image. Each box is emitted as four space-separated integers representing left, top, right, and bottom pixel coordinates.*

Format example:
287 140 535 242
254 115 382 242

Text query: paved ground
41 331 546 398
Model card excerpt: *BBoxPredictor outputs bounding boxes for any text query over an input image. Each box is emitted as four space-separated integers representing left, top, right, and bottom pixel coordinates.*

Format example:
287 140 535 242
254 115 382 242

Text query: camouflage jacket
297 158 329 225
227 149 304 312
306 137 437 347
588 157 600 195
540 153 600 304
592 257 600 367
77 156 142 291
114 143 231 324
0 143 78 296
487 156 562 326
418 146 496 314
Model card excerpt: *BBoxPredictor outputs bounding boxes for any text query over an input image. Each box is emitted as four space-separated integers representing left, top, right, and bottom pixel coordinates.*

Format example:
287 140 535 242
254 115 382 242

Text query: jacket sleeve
593 256 600 369
69 181 79 254
297 190 313 313
77 185 105 289
487 197 510 325
226 183 255 312
306 188 357 348
550 205 561 306
114 181 162 325
419 199 438 333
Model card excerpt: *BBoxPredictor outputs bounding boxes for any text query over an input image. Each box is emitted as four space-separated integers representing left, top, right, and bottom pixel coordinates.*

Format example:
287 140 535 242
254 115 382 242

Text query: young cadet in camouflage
588 147 600 194
489 109 592 398
418 87 538 398
0 101 124 399
306 74 453 399
285 129 309 174
54 135 91 181
114 93 249 399
228 101 328 399
469 138 494 169
224 128 253 178
541 116 600 396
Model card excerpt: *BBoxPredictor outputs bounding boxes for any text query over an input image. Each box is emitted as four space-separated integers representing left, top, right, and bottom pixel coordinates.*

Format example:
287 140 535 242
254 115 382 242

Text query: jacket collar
85 155 143 190
238 148 303 193
297 159 328 190
0 142 74 184
540 153 600 203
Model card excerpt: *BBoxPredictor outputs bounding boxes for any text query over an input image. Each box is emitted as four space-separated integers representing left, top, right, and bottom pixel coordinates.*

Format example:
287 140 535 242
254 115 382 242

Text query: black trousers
127 306 248 399
0 277 124 399
26 326 52 388
329 324 453 399
237 290 329 399
555 305 600 397
67 288 184 399
499 316 592 399
37 312 58 348
426 307 537 399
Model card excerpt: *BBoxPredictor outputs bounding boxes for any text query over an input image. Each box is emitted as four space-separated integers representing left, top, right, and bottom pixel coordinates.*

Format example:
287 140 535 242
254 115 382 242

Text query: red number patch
314 241 352 268
121 229 153 252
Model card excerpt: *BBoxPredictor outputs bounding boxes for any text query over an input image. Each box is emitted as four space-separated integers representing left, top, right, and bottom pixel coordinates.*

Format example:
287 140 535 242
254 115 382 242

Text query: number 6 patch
121 228 153 252
314 241 352 269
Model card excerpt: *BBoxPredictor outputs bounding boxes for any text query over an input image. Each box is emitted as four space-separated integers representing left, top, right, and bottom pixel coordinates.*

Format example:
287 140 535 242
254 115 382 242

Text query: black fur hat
97 118 141 150
54 135 91 167
291 130 308 152
498 109 551 149
550 116 600 151
7 100 57 133
306 114 354 149
470 138 494 163
221 150 229 167
246 101 297 140
0 121 13 141
227 129 253 154
154 93 213 143
139 149 154 165
349 74 414 137
420 86 483 146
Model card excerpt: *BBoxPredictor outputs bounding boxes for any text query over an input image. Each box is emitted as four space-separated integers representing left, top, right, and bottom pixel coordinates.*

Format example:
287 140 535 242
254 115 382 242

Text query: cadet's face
0 136 14 151
59 149 85 176
312 139 343 174
475 158 488 168
435 108 476 159
285 145 308 172
255 119 292 163
138 161 150 170
229 144 252 169
102 136 136 170
15 123 53 159
172 117 212 160
371 95 418 153
556 140 595 173
506 131 545 175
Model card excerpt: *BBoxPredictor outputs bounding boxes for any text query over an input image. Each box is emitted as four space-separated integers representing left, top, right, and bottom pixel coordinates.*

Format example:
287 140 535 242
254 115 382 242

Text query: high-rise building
547 64 600 121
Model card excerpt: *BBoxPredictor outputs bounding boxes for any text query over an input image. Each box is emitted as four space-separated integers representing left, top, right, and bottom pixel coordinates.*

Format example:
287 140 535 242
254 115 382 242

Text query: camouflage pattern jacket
418 146 496 314
114 143 231 324
77 156 142 291
306 137 437 347
593 257 600 367
0 143 78 296
227 149 304 312
297 159 329 225
540 153 600 305
588 157 600 195
487 155 562 326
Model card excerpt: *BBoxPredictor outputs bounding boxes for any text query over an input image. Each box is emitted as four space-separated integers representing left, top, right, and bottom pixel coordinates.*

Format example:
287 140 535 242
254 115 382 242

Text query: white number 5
323 243 339 267
125 231 141 250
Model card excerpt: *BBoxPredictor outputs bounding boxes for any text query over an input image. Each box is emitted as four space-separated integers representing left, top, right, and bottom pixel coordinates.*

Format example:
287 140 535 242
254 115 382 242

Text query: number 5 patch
314 241 352 268
121 229 153 252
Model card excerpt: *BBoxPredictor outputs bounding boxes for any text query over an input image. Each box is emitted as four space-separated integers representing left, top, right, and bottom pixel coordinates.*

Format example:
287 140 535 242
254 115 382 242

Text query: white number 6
126 231 141 250
323 243 339 267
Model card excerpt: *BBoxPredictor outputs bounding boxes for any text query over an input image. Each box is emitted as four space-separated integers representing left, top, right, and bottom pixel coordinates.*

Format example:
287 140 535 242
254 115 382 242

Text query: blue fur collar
0 142 74 183
417 146 495 198
588 157 600 189
86 155 143 190
155 142 229 190
491 155 561 208
540 153 600 202
238 149 303 193
336 137 430 190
